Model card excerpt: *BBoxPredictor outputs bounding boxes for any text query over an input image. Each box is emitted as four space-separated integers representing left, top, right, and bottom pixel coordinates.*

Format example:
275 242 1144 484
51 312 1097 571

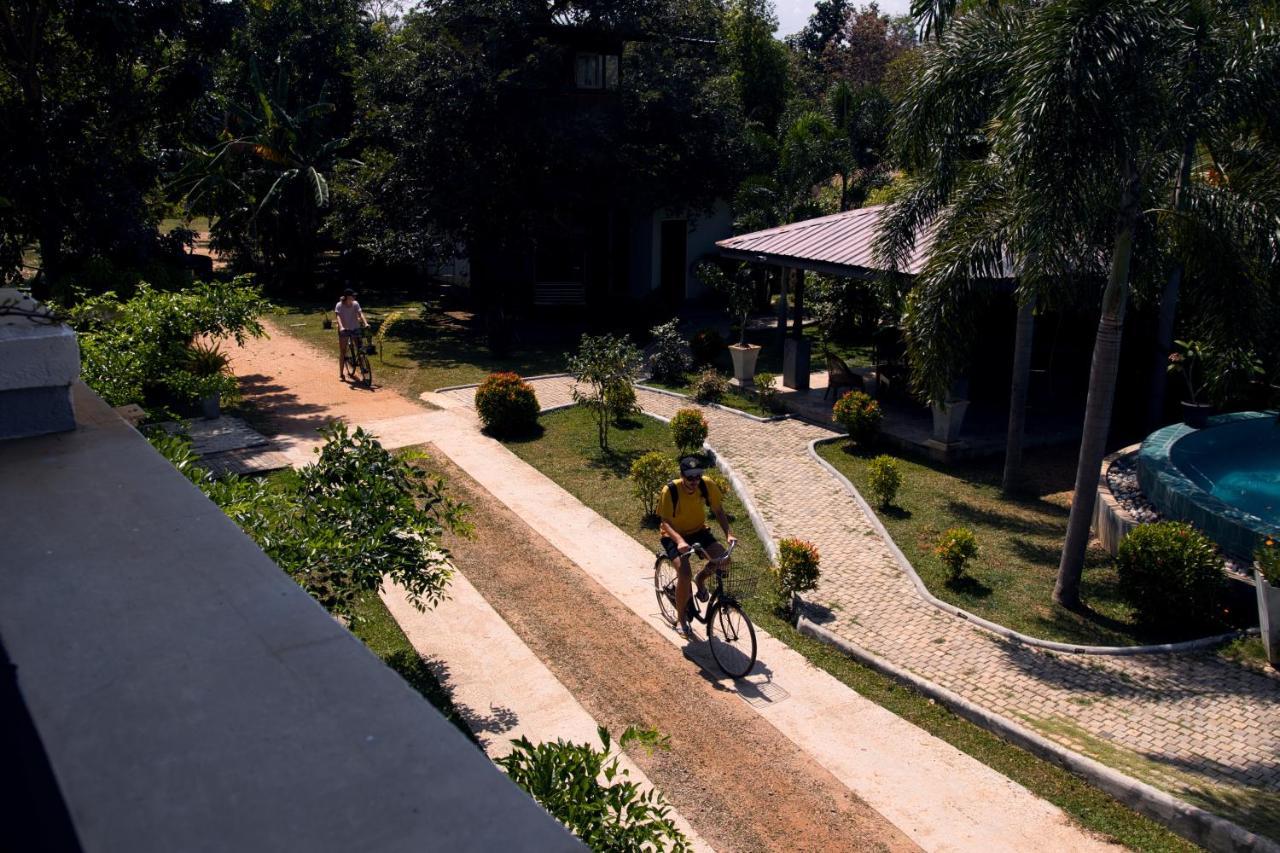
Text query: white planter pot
729 344 761 386
931 399 970 444
1256 567 1280 667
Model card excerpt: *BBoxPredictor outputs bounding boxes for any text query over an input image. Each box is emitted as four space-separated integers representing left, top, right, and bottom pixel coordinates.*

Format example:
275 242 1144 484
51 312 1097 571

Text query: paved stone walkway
443 378 1280 823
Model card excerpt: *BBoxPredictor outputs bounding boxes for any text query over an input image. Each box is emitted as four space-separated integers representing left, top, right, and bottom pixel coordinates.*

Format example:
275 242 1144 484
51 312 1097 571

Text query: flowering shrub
1117 521 1225 629
867 455 902 508
936 527 978 580
775 537 821 603
475 372 540 435
692 367 729 403
670 408 709 456
648 318 691 383
630 452 676 518
1257 536 1280 585
690 328 724 366
832 390 882 447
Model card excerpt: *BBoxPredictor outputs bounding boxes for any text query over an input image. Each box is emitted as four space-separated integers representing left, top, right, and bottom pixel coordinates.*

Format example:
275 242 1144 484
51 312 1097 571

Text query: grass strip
506 405 1197 852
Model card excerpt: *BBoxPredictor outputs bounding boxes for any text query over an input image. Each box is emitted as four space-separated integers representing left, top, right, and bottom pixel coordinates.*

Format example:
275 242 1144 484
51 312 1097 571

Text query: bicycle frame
675 540 737 624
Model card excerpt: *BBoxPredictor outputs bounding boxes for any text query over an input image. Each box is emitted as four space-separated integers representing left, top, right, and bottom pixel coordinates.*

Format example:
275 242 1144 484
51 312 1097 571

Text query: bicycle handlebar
677 539 737 563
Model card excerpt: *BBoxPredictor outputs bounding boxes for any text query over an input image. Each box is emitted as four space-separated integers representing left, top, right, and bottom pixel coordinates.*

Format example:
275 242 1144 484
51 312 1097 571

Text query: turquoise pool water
1169 416 1280 526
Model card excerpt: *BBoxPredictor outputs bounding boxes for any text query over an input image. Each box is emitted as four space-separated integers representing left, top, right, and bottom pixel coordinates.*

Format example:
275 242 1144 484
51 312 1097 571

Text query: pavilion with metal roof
716 204 933 279
714 204 932 392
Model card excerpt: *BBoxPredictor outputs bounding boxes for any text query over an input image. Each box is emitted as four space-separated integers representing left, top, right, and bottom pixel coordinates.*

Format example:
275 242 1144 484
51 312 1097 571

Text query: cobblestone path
443 377 1280 821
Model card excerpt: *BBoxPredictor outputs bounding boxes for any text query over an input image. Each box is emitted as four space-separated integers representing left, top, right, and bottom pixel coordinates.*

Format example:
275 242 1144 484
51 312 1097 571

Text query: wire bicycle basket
718 566 760 601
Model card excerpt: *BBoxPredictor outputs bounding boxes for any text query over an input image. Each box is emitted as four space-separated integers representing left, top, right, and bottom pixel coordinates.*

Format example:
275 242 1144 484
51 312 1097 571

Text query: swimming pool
1137 412 1280 557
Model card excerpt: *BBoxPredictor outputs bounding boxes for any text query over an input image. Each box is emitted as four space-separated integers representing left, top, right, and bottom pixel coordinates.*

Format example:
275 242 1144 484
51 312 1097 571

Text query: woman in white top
334 287 369 378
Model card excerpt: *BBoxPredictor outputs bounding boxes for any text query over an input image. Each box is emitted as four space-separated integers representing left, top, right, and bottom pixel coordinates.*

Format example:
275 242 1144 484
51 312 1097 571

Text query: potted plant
1255 536 1280 667
697 261 760 386
184 342 234 419
1168 340 1212 427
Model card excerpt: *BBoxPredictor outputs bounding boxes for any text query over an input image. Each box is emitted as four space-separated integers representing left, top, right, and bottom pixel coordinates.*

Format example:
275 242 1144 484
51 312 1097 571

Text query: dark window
575 53 602 89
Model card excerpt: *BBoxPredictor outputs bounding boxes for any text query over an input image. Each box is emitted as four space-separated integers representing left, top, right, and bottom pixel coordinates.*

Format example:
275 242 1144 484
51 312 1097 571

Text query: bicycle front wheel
357 351 373 386
654 557 680 627
707 601 757 678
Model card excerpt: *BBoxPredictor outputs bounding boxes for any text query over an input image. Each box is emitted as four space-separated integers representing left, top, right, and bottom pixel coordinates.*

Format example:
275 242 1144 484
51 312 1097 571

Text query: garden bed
815 441 1175 647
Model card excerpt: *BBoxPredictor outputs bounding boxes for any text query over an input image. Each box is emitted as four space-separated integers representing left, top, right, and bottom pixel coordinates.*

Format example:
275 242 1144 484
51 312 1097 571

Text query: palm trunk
1145 134 1196 430
1055 168 1140 609
1002 295 1036 494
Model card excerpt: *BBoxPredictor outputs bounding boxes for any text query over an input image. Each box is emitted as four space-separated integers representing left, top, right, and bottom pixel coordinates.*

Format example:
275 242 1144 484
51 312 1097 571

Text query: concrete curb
633 382 790 424
806 435 1254 656
796 617 1279 853
434 372 572 394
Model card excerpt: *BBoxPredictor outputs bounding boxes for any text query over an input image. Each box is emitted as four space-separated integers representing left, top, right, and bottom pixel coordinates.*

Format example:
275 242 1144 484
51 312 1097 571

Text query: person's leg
338 333 346 377
697 541 727 599
674 554 694 632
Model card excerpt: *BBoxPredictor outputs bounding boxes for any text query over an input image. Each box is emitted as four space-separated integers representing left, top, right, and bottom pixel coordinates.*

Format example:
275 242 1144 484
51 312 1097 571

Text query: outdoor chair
824 352 862 400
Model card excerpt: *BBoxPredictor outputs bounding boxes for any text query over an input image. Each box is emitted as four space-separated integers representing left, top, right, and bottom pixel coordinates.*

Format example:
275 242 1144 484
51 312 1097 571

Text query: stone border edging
434 372 573 394
795 617 1279 853
633 382 790 424
806 435 1253 656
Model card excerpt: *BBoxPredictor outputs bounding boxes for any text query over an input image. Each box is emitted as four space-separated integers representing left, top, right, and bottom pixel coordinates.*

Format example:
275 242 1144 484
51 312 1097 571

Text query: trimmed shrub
775 537 821 607
755 371 781 413
1117 521 1226 629
475 372 540 435
692 367 729 403
648 318 691 383
936 527 978 580
690 328 724 366
832 390 882 447
608 380 642 423
671 408 709 456
867 455 902 508
630 452 676 518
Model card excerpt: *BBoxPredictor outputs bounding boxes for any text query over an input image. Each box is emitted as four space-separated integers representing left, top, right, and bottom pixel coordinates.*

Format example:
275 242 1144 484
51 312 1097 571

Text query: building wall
629 200 732 301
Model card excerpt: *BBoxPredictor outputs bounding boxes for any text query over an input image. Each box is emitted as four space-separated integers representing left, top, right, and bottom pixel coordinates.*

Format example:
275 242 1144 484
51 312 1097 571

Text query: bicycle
653 539 758 678
341 329 373 387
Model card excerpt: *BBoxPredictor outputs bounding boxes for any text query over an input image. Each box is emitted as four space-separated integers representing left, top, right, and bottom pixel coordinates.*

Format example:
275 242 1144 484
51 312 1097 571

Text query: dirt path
422 449 917 853
229 318 426 439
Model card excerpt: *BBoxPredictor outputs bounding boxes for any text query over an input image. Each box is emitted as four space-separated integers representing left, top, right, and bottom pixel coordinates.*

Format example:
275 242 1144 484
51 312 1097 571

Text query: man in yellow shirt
657 456 737 640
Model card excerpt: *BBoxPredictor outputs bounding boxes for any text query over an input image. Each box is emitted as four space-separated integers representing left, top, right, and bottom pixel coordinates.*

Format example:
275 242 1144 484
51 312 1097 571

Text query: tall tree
883 0 1280 609
0 1 238 297
344 0 741 293
722 0 792 135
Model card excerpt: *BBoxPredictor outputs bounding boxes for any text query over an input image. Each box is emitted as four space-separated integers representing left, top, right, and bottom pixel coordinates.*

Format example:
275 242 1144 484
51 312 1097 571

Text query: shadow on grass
945 574 994 599
881 505 913 520
489 424 547 444
946 499 1063 536
586 447 643 478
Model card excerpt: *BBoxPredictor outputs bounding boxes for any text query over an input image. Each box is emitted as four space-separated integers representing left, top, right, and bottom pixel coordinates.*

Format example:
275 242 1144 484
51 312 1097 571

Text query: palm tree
181 60 348 289
884 0 1280 608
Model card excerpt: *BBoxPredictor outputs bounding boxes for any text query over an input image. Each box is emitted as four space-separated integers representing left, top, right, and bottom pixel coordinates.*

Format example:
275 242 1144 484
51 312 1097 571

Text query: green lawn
815 441 1173 647
504 405 1196 852
271 298 572 401
643 377 774 418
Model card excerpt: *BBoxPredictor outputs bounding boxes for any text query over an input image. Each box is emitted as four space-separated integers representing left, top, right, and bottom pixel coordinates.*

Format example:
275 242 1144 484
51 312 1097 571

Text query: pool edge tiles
1137 412 1279 559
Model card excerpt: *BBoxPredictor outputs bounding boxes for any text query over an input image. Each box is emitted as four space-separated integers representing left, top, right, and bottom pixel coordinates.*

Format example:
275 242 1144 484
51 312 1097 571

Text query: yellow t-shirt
656 478 723 536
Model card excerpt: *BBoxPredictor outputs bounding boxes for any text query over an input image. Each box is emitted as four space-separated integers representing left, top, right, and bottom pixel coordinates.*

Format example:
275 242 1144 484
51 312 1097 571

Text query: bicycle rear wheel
653 557 679 627
357 351 372 386
707 601 757 678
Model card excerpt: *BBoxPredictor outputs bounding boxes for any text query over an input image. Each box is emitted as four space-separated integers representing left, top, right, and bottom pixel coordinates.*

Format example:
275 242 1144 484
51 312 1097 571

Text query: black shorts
339 329 362 339
660 528 719 561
